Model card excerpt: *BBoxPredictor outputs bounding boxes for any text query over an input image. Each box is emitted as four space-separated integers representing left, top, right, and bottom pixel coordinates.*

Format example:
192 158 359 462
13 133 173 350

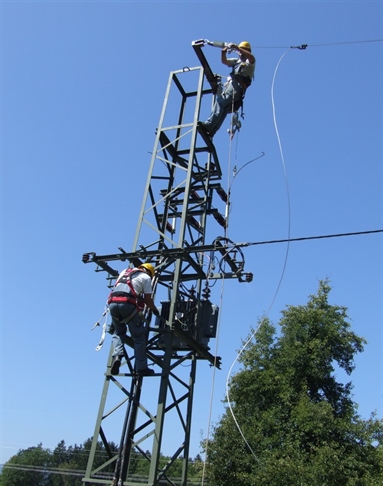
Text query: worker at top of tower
107 263 159 376
198 41 255 139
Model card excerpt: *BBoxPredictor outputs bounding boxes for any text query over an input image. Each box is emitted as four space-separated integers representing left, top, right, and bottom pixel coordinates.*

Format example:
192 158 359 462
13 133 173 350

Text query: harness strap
119 307 138 325
232 74 251 92
108 294 136 305
115 269 142 296
94 307 110 352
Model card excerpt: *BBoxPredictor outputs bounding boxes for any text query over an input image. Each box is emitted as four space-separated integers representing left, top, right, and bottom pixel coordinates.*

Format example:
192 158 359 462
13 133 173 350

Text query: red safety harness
107 269 145 311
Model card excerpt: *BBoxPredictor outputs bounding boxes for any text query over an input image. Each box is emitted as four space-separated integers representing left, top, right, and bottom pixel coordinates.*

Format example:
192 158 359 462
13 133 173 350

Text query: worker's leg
203 97 226 135
128 315 148 371
203 83 241 136
109 302 136 357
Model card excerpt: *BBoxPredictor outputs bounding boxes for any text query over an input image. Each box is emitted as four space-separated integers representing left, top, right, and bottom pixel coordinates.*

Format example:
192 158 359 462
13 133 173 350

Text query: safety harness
93 269 146 351
107 268 145 312
231 58 253 86
229 58 253 114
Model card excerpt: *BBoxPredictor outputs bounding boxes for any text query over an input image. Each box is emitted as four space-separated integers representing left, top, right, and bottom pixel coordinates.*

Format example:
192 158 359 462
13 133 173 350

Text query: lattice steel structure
82 41 252 486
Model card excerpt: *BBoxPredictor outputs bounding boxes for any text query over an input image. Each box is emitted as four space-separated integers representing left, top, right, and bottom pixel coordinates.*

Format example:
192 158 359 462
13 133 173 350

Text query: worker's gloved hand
152 308 160 317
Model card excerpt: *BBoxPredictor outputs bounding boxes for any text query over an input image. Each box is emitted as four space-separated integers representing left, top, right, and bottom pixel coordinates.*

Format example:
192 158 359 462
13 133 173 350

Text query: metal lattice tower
82 41 252 486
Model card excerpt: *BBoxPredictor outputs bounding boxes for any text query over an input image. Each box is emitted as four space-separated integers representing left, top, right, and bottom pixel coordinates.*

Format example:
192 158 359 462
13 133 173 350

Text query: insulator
188 215 202 231
202 287 211 299
166 222 175 234
213 211 227 229
215 186 228 203
207 40 228 48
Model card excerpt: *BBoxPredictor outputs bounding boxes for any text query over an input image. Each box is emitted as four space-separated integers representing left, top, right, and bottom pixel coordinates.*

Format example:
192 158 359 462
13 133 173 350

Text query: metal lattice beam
82 44 252 486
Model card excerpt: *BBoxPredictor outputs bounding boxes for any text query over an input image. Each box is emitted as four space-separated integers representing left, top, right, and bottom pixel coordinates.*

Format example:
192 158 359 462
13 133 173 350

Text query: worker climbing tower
82 40 253 486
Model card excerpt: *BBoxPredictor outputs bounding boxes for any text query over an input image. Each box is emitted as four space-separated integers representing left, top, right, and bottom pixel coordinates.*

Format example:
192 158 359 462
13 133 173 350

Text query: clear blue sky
1 0 382 467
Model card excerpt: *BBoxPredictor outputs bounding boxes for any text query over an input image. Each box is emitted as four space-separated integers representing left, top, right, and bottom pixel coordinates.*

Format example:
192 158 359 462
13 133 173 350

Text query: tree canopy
205 280 383 485
0 439 204 485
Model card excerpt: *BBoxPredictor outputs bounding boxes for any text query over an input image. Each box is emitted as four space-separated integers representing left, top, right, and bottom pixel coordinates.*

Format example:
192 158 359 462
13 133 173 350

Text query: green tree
0 438 119 486
58 439 118 485
205 280 383 485
0 443 53 486
50 441 87 486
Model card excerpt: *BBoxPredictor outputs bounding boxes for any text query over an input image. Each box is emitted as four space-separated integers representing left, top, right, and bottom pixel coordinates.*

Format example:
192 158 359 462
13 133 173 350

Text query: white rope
201 275 225 485
225 47 293 461
266 48 292 313
223 86 240 238
201 96 238 482
92 305 110 351
202 47 294 471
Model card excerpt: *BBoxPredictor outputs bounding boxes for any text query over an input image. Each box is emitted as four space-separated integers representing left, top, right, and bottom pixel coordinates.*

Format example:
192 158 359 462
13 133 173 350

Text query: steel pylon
82 41 252 486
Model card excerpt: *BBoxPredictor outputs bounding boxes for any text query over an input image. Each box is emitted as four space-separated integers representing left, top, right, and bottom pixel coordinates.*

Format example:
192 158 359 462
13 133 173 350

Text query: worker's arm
221 46 232 66
143 293 159 316
237 45 255 64
226 43 255 65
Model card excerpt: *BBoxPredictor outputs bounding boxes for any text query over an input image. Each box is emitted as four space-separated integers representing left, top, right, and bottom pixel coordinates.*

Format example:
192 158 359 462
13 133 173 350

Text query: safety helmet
139 263 155 278
238 41 251 52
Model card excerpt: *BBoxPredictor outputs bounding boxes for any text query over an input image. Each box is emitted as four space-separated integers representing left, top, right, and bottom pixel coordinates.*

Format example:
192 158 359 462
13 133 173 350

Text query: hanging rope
223 89 238 238
201 99 241 482
225 47 294 462
265 48 292 313
201 269 226 486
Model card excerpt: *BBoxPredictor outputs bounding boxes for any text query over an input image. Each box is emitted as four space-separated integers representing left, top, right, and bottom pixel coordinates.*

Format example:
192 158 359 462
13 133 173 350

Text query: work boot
111 355 122 376
197 121 213 139
136 368 155 376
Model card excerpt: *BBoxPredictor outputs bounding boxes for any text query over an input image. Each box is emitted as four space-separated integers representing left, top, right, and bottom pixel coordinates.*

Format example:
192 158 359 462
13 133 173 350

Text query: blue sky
1 0 382 468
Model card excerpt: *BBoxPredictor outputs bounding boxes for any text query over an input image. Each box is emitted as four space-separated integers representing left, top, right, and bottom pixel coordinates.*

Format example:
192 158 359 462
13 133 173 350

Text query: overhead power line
244 229 383 247
255 39 383 49
306 39 383 47
2 464 87 477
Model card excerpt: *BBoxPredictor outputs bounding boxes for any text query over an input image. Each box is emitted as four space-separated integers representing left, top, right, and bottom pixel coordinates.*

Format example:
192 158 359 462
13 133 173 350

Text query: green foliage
1 444 53 486
0 439 118 486
205 280 383 485
127 449 205 482
0 440 204 485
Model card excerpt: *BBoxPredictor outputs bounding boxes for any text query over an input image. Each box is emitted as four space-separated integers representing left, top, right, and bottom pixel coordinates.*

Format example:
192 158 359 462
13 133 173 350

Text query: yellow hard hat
139 263 155 278
238 41 251 51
